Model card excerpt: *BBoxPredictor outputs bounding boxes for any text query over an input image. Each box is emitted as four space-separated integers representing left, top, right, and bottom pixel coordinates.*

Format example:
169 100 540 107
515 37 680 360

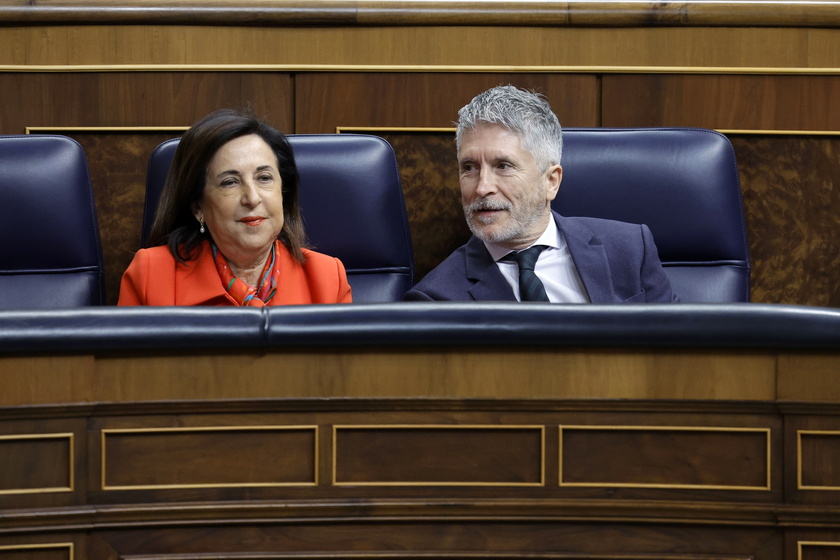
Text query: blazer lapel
464 237 517 302
175 243 235 306
555 213 617 304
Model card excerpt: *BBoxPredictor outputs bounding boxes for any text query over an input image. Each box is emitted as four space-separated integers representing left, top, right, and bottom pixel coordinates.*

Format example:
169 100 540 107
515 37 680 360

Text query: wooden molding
2 1 840 28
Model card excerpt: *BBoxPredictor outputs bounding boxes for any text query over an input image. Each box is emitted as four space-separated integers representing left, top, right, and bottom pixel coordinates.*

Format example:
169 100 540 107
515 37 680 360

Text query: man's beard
462 196 546 245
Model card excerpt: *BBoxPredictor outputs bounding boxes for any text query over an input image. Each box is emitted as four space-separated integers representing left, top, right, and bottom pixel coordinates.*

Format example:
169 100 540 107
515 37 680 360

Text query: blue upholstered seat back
143 134 415 303
556 128 750 303
0 135 105 307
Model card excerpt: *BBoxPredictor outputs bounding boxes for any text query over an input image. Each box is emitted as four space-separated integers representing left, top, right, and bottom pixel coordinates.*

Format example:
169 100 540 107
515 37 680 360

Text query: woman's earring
199 218 205 234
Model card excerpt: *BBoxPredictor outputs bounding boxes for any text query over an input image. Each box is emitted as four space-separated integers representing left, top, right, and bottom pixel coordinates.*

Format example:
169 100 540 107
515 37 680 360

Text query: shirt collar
484 215 561 262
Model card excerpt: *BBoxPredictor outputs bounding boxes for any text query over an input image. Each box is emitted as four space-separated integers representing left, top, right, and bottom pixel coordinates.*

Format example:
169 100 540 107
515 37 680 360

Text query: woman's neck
227 250 271 287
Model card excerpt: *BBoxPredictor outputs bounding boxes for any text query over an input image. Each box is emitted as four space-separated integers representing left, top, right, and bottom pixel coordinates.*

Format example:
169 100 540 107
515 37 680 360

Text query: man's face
458 124 562 250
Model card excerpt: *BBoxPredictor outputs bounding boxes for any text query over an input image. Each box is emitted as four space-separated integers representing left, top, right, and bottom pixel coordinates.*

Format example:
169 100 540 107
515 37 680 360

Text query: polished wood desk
1 303 839 560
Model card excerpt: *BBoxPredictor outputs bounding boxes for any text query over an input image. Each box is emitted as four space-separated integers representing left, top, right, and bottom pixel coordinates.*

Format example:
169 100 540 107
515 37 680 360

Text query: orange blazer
118 240 352 306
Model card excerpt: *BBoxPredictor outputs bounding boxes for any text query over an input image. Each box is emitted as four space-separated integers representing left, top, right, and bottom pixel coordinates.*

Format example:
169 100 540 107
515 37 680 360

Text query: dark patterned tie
503 245 549 302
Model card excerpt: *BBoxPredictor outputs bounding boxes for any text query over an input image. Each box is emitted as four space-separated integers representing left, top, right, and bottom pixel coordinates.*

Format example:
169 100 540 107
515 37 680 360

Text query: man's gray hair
456 85 563 171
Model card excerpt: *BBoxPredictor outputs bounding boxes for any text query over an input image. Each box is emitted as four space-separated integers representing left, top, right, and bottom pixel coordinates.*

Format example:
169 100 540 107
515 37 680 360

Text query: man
404 85 677 303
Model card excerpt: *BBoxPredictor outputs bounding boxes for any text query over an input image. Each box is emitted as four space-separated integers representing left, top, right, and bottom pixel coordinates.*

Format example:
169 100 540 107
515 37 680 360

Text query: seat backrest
555 128 750 303
142 134 415 303
0 135 105 308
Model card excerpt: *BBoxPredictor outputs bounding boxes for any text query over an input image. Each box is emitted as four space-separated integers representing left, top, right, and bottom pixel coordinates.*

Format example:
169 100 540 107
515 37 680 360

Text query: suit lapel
464 237 517 302
555 213 617 304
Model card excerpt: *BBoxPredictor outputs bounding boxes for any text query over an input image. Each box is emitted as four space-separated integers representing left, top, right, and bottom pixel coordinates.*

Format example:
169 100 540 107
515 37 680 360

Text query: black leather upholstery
557 128 750 303
1 304 838 354
0 135 105 308
142 134 415 303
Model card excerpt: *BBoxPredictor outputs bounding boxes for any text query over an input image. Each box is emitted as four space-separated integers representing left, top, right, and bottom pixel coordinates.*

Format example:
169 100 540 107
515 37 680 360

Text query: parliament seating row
0 128 750 307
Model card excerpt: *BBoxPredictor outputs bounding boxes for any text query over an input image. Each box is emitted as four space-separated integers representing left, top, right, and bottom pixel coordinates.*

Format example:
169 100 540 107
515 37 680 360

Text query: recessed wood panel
560 426 770 490
799 541 840 560
334 425 544 485
0 434 73 495
102 426 317 489
602 74 840 131
0 543 72 560
799 431 840 491
295 73 600 133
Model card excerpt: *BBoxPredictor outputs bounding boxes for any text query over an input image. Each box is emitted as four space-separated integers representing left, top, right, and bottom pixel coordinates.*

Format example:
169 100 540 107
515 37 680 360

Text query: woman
118 109 352 306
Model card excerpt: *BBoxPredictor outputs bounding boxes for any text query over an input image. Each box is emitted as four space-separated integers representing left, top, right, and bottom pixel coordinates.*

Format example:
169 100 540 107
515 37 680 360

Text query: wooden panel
334 426 543 485
778 354 840 402
602 75 840 131
730 135 840 307
92 350 777 402
798 431 840 491
0 73 293 133
0 356 94 407
799 541 840 560
1 26 839 69
101 426 317 489
0 434 72 495
0 544 72 560
91 523 780 559
560 426 770 490
784 415 840 507
295 73 600 132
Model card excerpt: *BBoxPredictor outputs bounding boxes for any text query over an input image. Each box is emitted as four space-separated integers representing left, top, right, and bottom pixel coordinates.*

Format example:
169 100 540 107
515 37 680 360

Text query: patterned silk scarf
212 240 280 307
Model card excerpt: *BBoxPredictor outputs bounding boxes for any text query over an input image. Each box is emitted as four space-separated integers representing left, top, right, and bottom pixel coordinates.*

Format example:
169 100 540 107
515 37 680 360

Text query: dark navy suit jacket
405 211 678 303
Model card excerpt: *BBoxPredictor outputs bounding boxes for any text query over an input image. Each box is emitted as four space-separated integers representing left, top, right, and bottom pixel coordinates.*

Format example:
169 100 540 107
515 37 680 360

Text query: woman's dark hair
147 108 307 264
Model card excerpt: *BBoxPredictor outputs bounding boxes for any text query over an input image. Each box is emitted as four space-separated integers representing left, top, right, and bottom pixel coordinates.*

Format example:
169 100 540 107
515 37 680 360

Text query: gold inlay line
0 433 74 495
797 429 840 491
559 425 771 491
25 126 189 134
0 542 73 559
101 425 318 490
2 64 840 75
799 540 840 560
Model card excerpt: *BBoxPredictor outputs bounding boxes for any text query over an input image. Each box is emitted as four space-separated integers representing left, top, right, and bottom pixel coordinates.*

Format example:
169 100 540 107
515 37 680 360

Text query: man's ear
545 164 563 202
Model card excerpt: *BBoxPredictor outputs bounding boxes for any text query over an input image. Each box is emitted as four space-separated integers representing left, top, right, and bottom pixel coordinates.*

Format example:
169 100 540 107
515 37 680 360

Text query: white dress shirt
484 221 590 303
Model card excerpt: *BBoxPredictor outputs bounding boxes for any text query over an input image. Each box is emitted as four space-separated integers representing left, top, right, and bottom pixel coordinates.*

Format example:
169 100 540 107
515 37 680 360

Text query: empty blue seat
0 135 105 308
556 128 750 303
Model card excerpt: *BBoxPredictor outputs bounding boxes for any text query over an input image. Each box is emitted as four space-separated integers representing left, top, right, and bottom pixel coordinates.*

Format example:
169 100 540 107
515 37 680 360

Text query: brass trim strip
0 433 74 495
797 429 840 491
718 129 840 136
0 542 73 559
337 126 456 134
101 425 318 490
799 540 840 560
25 126 189 134
559 425 772 491
2 64 840 75
341 127 840 137
333 424 545 487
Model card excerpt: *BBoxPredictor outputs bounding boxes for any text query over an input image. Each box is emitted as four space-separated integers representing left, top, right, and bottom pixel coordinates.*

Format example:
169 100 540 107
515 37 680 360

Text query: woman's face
192 134 285 268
